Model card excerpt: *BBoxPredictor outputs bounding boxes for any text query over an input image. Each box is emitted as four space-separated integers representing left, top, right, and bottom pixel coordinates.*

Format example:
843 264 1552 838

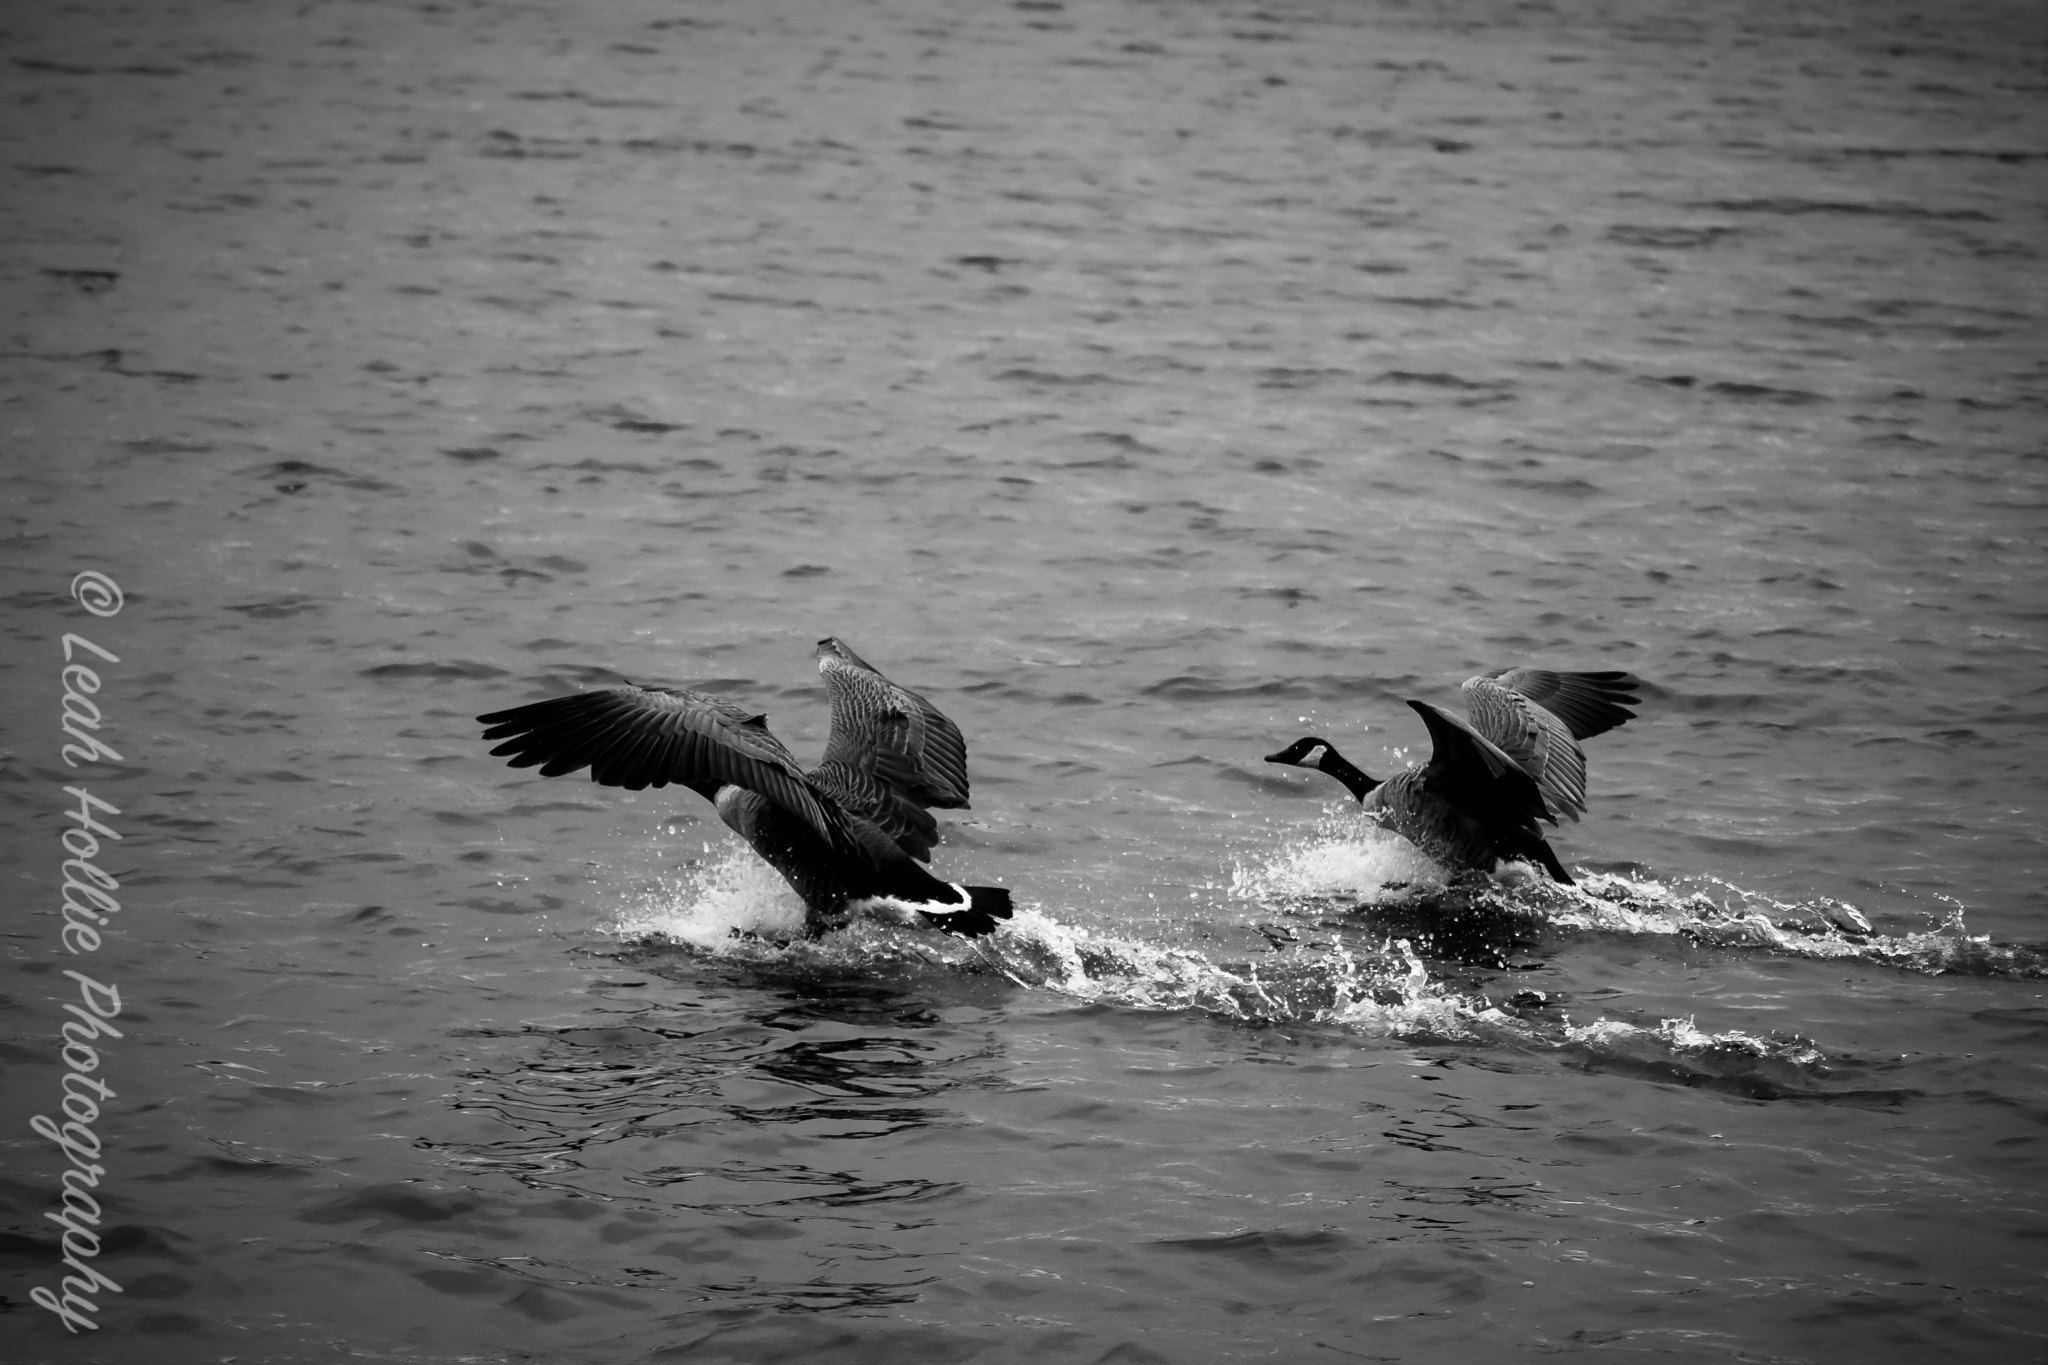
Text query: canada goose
1264 669 1640 884
477 638 1012 937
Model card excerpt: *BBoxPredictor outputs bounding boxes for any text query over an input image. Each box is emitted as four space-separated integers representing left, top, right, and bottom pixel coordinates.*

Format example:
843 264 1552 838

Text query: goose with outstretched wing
1265 668 1640 883
1456 668 1639 824
477 638 1010 936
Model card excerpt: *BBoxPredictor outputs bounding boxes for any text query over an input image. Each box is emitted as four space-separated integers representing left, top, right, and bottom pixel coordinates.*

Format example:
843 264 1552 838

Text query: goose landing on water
1264 669 1641 885
477 638 1012 938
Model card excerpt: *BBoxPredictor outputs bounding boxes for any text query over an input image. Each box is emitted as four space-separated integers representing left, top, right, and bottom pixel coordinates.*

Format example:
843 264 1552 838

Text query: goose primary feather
1265 668 1640 884
477 638 1011 937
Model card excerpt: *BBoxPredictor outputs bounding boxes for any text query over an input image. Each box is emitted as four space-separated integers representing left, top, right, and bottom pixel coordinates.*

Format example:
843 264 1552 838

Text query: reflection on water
436 977 998 1187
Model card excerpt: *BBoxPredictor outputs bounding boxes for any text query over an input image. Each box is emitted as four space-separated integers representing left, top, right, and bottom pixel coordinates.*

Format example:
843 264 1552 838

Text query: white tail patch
852 894 942 926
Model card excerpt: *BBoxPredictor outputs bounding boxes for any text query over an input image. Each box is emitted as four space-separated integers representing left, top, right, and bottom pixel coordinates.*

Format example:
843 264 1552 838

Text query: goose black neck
1318 748 1381 803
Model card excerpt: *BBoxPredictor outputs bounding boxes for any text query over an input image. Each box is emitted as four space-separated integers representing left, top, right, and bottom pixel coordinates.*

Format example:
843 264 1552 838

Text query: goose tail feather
918 885 1013 938
1529 841 1574 885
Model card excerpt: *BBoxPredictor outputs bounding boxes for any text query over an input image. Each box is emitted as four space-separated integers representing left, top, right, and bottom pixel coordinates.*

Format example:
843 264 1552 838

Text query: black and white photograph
3 0 2044 1360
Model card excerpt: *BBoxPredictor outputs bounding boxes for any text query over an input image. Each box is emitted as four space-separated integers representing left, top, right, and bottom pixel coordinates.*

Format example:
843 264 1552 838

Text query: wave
602 840 1934 1099
613 843 1465 1035
1230 805 2048 981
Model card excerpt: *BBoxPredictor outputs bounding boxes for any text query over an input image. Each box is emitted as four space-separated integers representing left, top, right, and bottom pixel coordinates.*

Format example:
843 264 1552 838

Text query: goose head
1265 737 1336 769
1264 736 1381 801
816 636 865 666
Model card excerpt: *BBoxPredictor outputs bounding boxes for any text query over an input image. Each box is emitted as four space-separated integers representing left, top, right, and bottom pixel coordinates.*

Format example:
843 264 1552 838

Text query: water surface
2 0 2044 1361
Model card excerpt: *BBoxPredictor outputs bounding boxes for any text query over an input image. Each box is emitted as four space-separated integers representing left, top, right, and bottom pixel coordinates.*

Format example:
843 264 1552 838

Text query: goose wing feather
817 638 972 811
808 759 942 863
1408 699 1557 828
1474 668 1639 741
477 685 868 862
1460 676 1590 821
1404 699 1572 880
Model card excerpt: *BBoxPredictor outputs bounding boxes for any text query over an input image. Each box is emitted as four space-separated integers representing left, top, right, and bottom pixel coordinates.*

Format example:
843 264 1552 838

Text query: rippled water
3 0 2045 1361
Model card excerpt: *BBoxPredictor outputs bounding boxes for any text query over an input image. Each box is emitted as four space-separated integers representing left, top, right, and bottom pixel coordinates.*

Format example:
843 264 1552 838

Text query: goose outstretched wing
1409 699 1556 831
816 637 972 815
1462 669 1640 821
1471 669 1638 740
476 684 870 864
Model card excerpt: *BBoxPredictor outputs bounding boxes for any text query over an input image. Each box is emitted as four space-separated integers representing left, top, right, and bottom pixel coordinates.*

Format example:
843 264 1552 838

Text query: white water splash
1231 822 2042 979
1559 872 2042 977
611 841 807 949
1561 1014 1828 1068
975 910 1471 1035
611 842 1472 1035
1229 805 1450 903
611 834 2031 1076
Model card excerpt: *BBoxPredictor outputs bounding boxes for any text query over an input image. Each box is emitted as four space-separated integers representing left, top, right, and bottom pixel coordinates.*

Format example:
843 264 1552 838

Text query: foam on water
982 909 1476 1037
1231 822 2048 980
607 843 1852 1072
1565 873 2048 978
1557 1014 1828 1070
614 842 1471 1035
608 827 2039 1093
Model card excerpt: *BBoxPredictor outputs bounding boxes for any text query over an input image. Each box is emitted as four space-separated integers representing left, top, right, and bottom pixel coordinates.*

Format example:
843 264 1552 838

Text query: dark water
3 0 2045 1361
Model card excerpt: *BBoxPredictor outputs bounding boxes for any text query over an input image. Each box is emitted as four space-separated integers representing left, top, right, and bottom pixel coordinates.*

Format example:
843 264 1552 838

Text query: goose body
1264 669 1640 884
477 638 1011 937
